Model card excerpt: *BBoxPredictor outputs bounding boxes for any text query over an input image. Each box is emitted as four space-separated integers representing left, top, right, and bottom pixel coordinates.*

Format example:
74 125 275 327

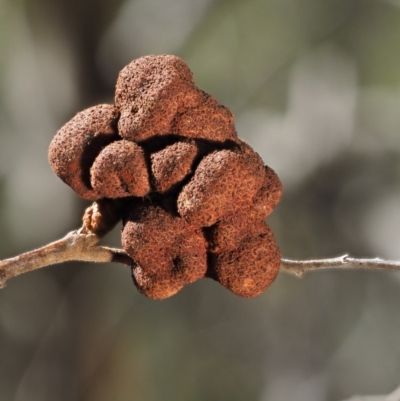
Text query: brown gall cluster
49 55 283 299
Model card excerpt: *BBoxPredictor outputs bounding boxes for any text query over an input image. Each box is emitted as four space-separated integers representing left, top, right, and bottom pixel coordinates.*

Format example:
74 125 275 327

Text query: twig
281 255 400 277
2 229 400 289
0 228 133 289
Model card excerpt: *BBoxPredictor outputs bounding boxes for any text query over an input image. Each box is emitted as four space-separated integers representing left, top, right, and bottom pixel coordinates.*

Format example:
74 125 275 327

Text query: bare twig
2 243 400 289
0 228 133 289
281 255 400 277
2 221 400 289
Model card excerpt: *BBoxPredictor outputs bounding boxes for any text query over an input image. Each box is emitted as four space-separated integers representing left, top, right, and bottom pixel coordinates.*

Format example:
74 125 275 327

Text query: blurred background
1 0 400 400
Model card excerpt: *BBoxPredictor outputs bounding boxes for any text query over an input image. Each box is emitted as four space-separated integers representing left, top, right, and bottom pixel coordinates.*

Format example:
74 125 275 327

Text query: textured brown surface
210 222 281 298
207 166 282 253
116 55 237 143
90 140 150 198
122 205 207 299
207 209 267 253
172 91 237 142
150 141 197 193
177 141 265 227
116 55 197 142
82 199 121 238
253 166 283 218
48 104 120 200
49 55 283 299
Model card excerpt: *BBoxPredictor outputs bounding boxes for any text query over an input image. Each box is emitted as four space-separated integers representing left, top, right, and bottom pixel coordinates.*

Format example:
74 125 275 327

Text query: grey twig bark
280 255 400 277
1 230 400 289
1 201 399 289
0 229 132 289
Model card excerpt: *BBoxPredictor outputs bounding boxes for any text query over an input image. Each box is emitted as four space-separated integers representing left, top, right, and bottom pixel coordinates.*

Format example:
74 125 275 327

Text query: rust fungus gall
207 209 269 253
49 54 283 299
177 141 265 227
122 205 207 300
116 55 197 142
253 166 283 218
82 199 121 238
173 92 237 142
48 104 120 200
150 141 198 193
210 223 281 298
91 140 150 198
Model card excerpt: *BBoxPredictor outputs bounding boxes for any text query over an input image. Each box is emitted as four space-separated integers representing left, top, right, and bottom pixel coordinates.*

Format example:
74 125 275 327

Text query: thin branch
2 230 400 289
281 255 400 277
0 229 133 289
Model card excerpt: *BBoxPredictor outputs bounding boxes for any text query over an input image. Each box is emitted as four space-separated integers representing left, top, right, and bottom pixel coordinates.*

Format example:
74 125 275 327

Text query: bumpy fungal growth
207 166 282 254
49 104 120 200
173 92 237 142
122 205 207 299
253 166 284 218
49 54 283 299
116 55 197 142
115 55 237 143
151 141 198 193
82 199 121 238
177 141 265 227
207 209 267 253
91 140 150 198
210 224 281 298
